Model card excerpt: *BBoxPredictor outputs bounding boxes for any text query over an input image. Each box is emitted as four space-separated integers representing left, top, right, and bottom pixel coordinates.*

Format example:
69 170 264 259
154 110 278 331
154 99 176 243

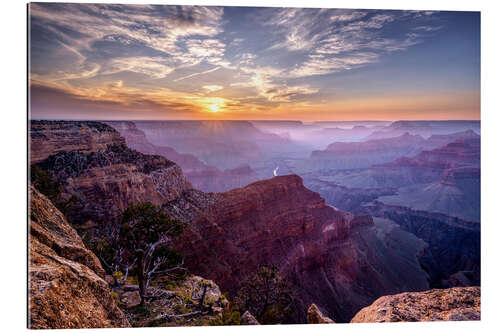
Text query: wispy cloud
202 85 224 92
413 25 443 32
103 57 175 79
289 53 380 77
260 8 433 78
30 3 226 80
173 66 221 82
236 65 318 102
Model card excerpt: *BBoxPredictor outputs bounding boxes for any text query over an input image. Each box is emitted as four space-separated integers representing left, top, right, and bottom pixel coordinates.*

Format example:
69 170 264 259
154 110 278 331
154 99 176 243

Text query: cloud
202 85 224 92
30 3 228 83
237 53 256 66
260 9 431 78
173 66 221 82
235 65 318 102
330 11 367 23
30 3 224 56
103 57 175 79
185 39 225 59
340 14 394 31
413 25 443 32
289 53 380 78
264 8 324 51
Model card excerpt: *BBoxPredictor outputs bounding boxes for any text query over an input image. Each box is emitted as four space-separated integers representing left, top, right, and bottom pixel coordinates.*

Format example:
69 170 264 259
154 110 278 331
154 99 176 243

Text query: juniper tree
119 202 187 304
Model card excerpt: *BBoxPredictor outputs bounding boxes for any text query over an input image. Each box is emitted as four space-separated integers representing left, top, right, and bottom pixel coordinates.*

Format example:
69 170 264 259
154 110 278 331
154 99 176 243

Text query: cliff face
106 121 260 192
30 120 125 164
308 133 427 169
29 185 130 329
30 121 192 228
351 287 480 322
364 201 480 287
165 175 430 322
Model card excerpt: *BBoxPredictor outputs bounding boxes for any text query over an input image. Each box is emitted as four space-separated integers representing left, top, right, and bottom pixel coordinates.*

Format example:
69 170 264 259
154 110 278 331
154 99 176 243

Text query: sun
209 104 219 112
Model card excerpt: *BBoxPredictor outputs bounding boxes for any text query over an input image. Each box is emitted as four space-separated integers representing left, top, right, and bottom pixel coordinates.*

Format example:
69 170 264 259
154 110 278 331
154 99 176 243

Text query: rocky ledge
29 185 130 329
350 287 480 323
30 120 192 228
30 120 125 163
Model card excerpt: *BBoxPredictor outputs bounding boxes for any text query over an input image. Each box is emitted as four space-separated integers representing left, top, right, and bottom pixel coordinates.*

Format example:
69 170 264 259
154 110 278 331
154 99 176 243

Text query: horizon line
29 118 481 123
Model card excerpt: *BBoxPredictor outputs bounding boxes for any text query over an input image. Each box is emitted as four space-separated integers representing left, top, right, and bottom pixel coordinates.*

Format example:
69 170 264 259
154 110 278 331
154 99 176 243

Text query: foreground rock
240 311 260 325
307 304 335 324
29 185 130 329
351 287 480 323
123 275 228 327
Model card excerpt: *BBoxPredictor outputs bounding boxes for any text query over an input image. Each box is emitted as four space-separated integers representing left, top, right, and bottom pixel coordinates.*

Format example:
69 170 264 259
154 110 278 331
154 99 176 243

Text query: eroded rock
350 287 480 323
29 185 130 329
241 311 260 325
307 304 335 324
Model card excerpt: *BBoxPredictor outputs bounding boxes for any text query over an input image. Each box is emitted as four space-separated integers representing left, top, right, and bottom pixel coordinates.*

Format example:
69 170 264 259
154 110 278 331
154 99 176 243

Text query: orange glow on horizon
30 80 480 122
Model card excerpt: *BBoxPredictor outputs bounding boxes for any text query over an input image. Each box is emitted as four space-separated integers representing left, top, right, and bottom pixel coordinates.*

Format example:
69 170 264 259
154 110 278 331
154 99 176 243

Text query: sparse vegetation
30 164 80 222
234 265 294 325
30 164 62 203
118 202 187 304
209 307 241 326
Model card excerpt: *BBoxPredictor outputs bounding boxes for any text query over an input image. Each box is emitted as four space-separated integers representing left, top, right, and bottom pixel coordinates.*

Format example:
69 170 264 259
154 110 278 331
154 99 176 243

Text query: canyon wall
29 185 130 329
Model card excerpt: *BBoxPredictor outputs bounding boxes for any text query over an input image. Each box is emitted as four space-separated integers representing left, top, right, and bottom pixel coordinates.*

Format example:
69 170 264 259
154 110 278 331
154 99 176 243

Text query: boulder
351 287 480 323
116 285 141 308
184 275 223 306
240 311 260 325
307 304 335 324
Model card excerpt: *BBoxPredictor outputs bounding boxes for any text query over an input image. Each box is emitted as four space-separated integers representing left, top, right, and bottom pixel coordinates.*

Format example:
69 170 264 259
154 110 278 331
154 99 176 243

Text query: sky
29 3 480 121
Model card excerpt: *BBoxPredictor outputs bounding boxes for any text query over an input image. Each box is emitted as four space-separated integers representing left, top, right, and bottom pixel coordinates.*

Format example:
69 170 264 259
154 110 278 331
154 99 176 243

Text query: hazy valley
29 119 480 327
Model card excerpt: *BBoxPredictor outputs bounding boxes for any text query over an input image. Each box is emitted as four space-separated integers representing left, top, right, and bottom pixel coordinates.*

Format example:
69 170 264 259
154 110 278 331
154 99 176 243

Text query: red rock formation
29 185 130 329
166 175 430 322
30 120 430 323
30 120 125 163
350 287 480 322
30 121 192 227
307 304 335 324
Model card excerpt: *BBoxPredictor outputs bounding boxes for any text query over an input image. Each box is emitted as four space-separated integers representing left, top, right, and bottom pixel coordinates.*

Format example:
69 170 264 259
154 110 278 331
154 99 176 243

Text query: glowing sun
209 104 219 112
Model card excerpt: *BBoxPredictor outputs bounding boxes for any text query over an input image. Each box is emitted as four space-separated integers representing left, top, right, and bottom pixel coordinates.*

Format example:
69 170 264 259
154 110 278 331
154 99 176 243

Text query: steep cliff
30 120 192 228
29 185 130 329
351 287 480 322
30 120 125 164
165 175 430 322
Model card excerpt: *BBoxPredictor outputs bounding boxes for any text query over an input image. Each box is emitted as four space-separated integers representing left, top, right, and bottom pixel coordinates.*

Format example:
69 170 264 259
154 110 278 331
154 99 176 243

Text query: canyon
105 121 260 192
29 119 481 326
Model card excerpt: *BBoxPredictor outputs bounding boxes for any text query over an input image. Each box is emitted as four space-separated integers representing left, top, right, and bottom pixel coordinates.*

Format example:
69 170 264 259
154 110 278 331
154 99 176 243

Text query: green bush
209 309 241 326
233 265 295 325
30 164 61 202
